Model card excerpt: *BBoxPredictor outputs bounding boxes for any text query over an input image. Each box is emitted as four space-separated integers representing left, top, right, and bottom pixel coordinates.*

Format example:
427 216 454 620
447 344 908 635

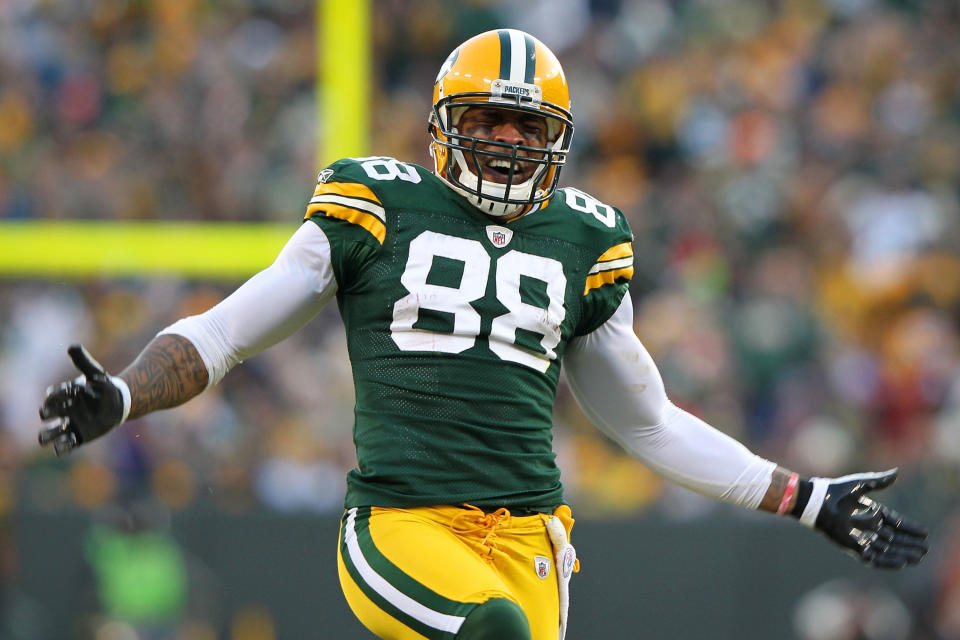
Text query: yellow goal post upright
0 1 371 280
318 0 371 169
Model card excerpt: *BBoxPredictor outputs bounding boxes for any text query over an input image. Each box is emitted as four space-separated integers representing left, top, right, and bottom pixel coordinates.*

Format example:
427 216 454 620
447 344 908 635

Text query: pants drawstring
449 504 511 546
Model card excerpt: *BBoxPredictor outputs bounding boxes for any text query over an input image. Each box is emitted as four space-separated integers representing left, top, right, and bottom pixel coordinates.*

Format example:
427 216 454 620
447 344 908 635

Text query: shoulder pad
551 187 632 238
318 156 428 189
306 157 437 244
545 187 634 296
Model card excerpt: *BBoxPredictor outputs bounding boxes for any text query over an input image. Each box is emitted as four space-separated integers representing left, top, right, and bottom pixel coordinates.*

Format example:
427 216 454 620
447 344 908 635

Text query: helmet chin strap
448 148 538 218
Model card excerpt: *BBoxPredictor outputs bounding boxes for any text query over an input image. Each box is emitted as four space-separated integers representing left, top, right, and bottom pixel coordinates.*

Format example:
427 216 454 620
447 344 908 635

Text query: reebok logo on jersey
534 555 551 579
317 169 334 184
486 225 513 248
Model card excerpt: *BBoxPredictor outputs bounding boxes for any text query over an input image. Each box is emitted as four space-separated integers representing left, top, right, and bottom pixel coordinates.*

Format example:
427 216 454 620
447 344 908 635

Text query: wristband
110 375 132 425
799 477 830 528
776 472 799 515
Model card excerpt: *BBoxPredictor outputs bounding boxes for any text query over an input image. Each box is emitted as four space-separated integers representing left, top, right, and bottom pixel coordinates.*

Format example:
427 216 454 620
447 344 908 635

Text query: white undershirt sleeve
159 221 338 387
564 293 776 509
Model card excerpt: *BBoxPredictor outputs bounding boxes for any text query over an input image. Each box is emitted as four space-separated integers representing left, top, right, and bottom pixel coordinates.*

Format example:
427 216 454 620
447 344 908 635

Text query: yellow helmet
429 29 574 218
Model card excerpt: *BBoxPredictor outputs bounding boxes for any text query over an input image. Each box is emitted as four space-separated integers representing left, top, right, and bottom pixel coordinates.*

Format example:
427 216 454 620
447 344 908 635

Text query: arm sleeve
564 292 776 509
158 222 338 387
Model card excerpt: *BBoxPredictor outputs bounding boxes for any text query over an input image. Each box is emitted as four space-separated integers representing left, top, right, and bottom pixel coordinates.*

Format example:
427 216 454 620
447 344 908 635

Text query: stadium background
1 0 959 638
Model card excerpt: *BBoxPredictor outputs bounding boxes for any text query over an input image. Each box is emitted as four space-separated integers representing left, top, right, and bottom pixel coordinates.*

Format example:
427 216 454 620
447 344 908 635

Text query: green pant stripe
341 529 450 638
351 507 476 617
341 507 476 637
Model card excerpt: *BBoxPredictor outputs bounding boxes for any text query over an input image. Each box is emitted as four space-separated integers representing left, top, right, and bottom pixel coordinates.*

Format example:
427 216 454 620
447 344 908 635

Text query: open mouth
482 157 531 183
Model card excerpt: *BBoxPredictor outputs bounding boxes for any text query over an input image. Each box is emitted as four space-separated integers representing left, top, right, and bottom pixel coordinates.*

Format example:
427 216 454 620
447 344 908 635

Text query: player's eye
521 120 547 138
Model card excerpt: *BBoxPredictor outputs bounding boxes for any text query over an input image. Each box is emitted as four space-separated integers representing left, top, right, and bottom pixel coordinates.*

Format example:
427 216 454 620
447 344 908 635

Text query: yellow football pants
337 504 576 639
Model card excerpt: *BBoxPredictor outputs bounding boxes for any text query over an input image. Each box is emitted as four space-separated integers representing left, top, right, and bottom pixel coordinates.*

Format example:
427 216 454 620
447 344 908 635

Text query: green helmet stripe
523 32 536 84
497 29 512 80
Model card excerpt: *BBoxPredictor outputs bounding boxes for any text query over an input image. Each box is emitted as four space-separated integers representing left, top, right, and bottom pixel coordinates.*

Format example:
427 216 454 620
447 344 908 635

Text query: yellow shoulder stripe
584 266 633 294
304 181 386 245
311 180 382 204
597 242 633 262
305 202 386 244
584 241 634 294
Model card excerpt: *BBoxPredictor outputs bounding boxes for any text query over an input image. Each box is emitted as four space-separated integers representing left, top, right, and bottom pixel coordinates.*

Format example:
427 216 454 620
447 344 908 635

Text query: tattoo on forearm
759 467 791 513
120 334 209 420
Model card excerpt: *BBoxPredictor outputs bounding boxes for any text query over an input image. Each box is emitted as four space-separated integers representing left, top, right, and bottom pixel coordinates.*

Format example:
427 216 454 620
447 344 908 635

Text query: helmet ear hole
429 142 448 175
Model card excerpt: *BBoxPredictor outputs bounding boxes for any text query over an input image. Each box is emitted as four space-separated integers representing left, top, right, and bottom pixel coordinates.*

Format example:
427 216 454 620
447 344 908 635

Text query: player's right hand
38 344 129 457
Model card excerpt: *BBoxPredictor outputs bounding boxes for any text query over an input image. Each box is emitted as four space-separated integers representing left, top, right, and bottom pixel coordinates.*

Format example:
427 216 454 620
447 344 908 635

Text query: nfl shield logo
486 225 513 248
534 555 551 580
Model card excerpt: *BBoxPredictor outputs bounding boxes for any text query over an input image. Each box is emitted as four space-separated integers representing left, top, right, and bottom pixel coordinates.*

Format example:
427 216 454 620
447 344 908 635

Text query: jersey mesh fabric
305 157 633 510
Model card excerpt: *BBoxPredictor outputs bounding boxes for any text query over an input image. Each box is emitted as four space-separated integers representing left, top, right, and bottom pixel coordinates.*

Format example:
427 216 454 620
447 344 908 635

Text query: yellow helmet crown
428 29 574 218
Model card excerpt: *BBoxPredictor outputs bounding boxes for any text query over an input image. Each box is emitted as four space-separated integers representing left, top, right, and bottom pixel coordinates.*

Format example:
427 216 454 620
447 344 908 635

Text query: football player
39 29 928 640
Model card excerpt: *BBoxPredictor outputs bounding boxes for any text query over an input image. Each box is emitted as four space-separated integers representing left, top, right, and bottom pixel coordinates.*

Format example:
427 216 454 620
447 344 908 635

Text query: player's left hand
801 469 928 569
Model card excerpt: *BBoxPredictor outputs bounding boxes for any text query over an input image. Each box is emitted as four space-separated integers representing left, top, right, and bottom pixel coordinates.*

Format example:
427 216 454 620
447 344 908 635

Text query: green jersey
304 156 634 510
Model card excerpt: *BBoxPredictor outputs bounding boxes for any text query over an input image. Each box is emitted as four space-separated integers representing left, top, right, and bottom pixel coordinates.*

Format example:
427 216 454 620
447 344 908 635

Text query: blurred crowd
2 0 960 637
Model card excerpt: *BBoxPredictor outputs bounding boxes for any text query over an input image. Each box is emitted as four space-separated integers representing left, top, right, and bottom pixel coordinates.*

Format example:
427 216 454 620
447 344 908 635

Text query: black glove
38 344 128 456
801 469 928 569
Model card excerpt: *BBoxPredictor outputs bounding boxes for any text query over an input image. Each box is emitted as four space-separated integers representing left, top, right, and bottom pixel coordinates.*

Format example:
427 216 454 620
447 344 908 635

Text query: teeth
487 159 513 169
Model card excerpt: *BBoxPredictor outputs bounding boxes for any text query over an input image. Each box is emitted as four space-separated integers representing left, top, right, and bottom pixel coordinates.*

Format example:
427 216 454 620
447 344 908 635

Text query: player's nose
492 120 525 145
